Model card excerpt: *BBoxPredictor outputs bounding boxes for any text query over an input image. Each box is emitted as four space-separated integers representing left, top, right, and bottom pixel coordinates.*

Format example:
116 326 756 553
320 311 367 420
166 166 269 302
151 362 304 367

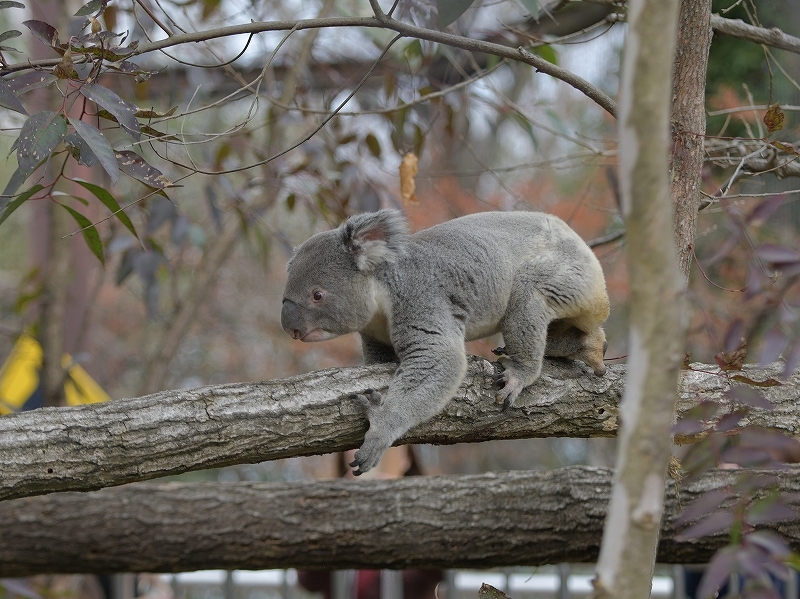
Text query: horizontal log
0 358 797 501
1 465 798 575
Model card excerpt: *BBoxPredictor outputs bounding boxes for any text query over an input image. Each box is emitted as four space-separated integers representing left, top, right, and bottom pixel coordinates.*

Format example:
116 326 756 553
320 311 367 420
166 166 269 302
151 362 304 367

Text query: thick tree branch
1 358 798 502
1 466 799 575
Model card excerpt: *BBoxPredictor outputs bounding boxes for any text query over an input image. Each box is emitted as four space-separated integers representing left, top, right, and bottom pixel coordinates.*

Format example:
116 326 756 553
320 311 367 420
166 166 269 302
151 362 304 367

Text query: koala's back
397 211 608 340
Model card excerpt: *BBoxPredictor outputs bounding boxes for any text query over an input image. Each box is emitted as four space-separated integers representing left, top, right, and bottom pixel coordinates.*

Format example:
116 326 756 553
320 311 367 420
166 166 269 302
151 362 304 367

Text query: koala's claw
494 358 534 410
349 388 384 414
349 429 391 475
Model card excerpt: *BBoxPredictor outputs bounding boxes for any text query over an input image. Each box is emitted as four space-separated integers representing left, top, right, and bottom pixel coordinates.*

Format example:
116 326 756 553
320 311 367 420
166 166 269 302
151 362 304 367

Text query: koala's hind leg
546 320 607 376
496 289 551 410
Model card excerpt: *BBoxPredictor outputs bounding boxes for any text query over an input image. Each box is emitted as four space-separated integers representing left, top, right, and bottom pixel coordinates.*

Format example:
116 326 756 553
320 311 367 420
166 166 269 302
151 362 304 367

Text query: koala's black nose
280 299 302 339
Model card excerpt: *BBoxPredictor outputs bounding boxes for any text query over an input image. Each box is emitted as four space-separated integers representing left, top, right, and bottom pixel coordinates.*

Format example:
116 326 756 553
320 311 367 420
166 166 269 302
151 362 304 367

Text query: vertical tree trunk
38 197 71 406
592 0 684 595
670 0 713 282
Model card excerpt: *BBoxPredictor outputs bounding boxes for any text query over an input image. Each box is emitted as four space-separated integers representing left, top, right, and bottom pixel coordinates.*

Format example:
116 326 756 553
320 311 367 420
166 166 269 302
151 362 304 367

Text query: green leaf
1 167 27 198
201 0 222 18
0 78 27 115
74 0 105 16
115 150 170 188
74 179 137 238
533 44 557 65
436 0 477 27
0 184 43 226
68 117 120 182
519 0 539 19
59 203 104 264
0 29 21 43
80 83 141 140
17 111 67 178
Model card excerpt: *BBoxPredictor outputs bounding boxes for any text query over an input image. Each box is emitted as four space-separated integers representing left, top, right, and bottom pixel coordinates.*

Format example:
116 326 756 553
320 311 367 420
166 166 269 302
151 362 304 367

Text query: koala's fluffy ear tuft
341 209 409 271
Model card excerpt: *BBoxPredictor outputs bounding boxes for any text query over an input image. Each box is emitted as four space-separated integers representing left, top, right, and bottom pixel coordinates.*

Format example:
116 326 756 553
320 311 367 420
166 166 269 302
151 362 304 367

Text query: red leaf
715 337 747 371
747 194 786 225
675 489 730 526
724 319 745 353
756 243 800 265
726 386 772 410
746 531 791 559
22 19 63 51
677 510 734 540
697 547 736 599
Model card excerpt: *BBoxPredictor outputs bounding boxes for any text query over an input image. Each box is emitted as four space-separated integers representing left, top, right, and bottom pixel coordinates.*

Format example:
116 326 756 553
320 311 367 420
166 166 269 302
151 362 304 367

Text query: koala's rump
407 211 608 339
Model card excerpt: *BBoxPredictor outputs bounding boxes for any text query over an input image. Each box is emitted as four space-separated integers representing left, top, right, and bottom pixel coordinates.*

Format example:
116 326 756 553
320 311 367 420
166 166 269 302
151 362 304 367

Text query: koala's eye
312 289 325 302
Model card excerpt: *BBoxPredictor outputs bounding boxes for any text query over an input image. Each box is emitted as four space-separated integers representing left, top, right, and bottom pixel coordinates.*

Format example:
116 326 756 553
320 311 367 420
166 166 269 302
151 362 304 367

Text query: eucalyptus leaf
0 184 43 226
75 178 137 238
59 203 104 264
68 117 120 182
80 83 141 140
0 78 27 115
17 111 66 179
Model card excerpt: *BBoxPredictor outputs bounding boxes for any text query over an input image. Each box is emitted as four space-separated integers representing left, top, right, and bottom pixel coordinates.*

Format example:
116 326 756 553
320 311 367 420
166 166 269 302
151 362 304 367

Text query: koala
281 209 609 475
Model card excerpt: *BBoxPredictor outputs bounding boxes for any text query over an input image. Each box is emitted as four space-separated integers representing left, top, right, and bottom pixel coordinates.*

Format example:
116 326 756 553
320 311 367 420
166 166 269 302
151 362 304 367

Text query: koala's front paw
348 389 389 475
494 359 535 411
349 388 383 415
349 428 393 476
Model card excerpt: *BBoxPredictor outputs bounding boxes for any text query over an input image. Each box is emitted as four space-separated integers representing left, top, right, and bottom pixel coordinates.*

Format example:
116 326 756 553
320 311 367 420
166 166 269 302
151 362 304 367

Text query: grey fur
281 209 610 474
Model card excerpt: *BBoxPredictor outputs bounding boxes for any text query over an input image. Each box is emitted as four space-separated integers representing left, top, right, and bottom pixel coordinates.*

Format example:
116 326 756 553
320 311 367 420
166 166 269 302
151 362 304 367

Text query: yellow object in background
0 333 110 415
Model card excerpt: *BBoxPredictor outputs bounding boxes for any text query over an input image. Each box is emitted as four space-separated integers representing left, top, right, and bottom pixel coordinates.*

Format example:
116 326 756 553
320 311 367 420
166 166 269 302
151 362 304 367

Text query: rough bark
593 0 683 595
1 359 798 502
670 0 712 282
1 466 798 576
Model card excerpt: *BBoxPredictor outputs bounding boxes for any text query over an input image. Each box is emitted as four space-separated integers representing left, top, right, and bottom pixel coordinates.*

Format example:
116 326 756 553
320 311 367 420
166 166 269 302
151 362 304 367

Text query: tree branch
710 14 800 55
0 16 616 116
535 0 800 55
0 358 797 502
1 465 798 575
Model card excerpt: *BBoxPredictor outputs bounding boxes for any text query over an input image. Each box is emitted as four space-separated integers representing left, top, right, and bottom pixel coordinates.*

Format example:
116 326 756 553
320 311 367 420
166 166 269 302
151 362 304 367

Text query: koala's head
281 209 408 342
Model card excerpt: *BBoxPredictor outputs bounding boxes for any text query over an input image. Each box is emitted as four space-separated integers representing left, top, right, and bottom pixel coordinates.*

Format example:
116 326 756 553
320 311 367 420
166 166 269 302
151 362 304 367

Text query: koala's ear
340 209 409 271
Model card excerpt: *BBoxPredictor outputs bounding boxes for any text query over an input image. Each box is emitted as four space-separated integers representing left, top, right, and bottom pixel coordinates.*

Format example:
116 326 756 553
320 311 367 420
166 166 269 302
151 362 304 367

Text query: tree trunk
0 358 797 501
670 0 713 282
593 0 683 595
1 466 797 576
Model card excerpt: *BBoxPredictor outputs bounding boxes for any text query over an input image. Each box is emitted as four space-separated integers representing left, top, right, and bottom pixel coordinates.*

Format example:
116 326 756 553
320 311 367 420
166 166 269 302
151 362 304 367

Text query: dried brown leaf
399 152 419 206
